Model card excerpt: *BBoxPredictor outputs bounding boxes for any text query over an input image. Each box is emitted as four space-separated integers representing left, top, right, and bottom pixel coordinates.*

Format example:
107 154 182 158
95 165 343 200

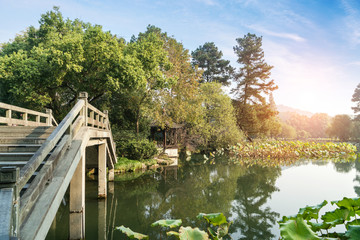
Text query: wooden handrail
0 102 55 126
18 100 85 190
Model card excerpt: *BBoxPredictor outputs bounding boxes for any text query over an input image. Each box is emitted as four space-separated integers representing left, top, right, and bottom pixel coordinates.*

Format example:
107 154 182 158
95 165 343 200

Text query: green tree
352 83 360 120
232 33 278 138
191 42 234 86
278 123 297 139
327 114 352 141
114 31 175 134
308 113 330 138
193 82 244 150
0 7 125 119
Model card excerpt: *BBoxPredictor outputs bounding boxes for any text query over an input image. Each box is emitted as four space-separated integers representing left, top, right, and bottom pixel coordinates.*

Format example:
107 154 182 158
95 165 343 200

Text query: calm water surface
46 158 360 239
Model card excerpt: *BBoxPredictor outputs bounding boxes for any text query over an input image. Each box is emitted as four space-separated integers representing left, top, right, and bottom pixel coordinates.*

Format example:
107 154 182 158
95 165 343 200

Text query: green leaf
331 197 360 211
197 213 228 226
179 226 209 240
307 221 333 232
151 219 182 228
115 225 149 239
167 231 180 239
345 225 360 240
279 216 321 240
298 200 328 220
217 222 232 238
321 208 351 224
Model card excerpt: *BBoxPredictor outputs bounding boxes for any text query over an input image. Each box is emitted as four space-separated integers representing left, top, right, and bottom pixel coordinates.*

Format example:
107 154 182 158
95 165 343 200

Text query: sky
1 0 360 116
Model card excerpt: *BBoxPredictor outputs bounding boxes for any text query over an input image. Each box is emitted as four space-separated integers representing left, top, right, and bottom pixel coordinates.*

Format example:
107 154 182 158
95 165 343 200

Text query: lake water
46 158 360 239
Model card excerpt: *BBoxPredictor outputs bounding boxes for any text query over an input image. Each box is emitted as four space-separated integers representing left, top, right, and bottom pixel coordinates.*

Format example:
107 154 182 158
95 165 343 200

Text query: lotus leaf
151 219 182 228
279 216 321 240
321 208 352 224
167 231 180 238
331 197 360 212
345 225 360 240
298 200 328 220
116 225 149 239
179 226 209 240
197 213 227 226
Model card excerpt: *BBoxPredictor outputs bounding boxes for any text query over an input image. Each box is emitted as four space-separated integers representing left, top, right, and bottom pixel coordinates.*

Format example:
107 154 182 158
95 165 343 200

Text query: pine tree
232 33 278 138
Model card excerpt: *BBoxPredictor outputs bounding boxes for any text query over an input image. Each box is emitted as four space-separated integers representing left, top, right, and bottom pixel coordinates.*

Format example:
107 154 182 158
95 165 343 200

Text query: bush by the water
113 130 158 160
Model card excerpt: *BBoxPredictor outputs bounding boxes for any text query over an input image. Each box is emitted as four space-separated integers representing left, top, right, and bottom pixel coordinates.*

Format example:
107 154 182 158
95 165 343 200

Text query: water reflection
230 166 280 240
46 158 359 239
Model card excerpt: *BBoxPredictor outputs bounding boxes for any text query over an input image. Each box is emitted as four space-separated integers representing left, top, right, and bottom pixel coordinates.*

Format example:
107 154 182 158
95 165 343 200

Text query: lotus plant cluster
116 213 232 239
279 197 360 239
227 140 357 167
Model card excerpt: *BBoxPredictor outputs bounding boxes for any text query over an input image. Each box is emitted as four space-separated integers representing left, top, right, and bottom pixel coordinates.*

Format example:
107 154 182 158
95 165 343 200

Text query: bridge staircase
0 92 117 240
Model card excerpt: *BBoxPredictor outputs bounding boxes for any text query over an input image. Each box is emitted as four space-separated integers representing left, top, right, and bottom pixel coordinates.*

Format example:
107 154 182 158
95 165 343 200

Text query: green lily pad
345 225 360 240
321 208 351 224
179 226 209 240
151 219 182 228
298 200 328 220
116 225 149 239
197 213 228 226
167 231 180 238
279 216 321 240
331 197 360 211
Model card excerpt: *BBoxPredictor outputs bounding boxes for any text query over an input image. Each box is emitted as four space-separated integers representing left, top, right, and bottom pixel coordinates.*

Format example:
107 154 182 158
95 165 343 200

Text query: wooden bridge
0 92 117 240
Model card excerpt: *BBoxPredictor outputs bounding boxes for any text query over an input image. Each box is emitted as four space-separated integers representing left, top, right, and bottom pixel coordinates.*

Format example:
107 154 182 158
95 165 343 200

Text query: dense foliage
278 197 360 239
228 140 357 167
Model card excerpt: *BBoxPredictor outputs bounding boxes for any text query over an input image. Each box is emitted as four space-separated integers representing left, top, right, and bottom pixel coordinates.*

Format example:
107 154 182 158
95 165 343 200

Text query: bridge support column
98 143 107 198
69 155 85 239
98 199 107 240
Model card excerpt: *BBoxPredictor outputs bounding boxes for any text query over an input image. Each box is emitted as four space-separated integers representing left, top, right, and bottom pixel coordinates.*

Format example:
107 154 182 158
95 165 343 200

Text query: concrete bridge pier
98 143 107 199
69 154 86 240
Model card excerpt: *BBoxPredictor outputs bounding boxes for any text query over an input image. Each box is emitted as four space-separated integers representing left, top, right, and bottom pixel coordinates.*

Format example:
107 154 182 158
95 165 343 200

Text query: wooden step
0 144 42 152
0 126 55 133
0 137 47 144
0 152 34 161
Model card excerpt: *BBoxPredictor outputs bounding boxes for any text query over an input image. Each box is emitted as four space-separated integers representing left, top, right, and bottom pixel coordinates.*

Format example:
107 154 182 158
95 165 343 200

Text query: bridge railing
0 102 57 126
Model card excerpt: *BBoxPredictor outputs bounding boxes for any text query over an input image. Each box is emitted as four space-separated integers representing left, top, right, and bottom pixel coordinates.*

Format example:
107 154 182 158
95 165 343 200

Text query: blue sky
1 0 360 116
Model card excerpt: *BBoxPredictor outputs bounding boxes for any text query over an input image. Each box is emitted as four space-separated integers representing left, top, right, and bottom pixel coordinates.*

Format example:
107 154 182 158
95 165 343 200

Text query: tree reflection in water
230 166 281 240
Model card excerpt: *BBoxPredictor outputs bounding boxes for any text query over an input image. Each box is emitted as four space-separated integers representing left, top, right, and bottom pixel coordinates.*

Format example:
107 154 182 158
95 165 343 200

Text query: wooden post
78 92 88 127
6 109 11 126
104 110 108 130
98 143 107 198
69 155 85 239
0 166 19 238
46 109 52 126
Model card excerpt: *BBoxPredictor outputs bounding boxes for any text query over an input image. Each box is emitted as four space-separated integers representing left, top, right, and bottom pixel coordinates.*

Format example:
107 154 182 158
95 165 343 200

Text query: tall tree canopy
0 7 125 118
352 83 360 120
231 33 278 138
191 42 234 86
327 114 352 141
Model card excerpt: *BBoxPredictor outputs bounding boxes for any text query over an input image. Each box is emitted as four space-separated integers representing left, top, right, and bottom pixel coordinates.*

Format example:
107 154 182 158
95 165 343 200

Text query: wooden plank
18 100 84 191
87 139 106 147
20 135 84 240
19 135 70 224
0 188 13 239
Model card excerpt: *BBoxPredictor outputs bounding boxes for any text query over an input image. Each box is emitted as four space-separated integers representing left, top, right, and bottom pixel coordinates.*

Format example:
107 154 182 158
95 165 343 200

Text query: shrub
125 138 158 160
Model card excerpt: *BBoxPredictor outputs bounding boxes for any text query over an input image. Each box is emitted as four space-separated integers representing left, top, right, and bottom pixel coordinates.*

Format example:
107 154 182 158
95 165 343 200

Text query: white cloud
340 0 360 46
246 25 306 42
